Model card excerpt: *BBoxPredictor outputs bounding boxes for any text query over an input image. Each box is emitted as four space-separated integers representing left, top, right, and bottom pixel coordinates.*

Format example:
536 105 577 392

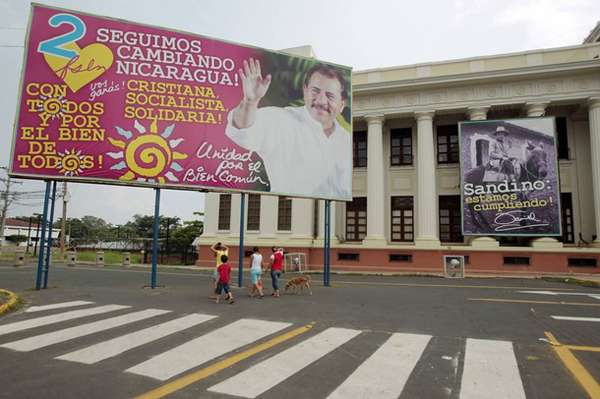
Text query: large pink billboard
9 4 353 200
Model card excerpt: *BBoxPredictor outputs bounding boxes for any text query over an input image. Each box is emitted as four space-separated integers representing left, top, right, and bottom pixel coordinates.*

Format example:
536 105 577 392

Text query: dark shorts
216 281 230 295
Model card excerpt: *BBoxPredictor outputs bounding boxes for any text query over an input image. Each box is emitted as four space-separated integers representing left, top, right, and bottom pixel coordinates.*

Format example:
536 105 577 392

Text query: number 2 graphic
38 13 86 59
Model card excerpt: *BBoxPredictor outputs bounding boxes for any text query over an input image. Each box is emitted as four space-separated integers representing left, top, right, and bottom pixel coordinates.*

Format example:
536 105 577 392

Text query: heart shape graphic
44 42 114 93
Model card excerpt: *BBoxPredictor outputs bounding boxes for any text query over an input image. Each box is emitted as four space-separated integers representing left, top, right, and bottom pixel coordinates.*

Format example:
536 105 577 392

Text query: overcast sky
1 0 598 225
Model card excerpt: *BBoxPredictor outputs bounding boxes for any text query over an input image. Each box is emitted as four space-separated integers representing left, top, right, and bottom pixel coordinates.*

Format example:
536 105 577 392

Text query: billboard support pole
238 193 245 287
35 181 51 291
324 200 331 287
43 181 57 289
151 188 160 289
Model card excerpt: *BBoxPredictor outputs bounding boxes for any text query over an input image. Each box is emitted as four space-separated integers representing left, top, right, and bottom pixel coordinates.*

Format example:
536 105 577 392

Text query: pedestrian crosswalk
0 300 531 398
208 327 362 398
327 332 432 399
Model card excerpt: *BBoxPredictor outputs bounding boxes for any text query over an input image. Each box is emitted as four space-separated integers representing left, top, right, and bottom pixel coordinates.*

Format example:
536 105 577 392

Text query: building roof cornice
354 60 600 95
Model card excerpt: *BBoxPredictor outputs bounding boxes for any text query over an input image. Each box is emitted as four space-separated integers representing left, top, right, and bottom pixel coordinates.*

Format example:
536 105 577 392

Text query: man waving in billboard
225 58 352 199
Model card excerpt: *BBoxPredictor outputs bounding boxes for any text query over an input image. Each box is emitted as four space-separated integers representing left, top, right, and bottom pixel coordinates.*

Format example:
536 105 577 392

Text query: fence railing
66 238 198 265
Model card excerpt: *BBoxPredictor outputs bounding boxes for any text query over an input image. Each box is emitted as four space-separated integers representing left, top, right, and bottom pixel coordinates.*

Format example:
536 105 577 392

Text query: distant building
199 28 600 274
1 218 60 247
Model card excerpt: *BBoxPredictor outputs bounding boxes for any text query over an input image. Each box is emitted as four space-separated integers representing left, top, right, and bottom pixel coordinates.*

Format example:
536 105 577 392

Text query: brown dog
284 275 312 295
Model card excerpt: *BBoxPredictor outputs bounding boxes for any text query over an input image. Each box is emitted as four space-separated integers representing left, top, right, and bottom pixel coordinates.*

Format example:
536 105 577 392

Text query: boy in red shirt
215 255 235 304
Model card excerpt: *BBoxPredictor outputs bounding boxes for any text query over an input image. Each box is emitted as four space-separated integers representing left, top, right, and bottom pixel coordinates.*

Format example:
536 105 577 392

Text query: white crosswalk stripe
1 309 171 351
26 301 95 313
0 303 533 398
56 313 216 364
208 327 362 398
0 304 129 336
125 318 291 381
551 315 600 322
327 332 432 399
461 338 526 399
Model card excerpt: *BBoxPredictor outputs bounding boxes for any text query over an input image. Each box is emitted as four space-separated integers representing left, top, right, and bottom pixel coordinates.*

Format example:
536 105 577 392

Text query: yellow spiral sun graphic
56 149 84 176
43 97 64 115
125 135 172 177
36 93 67 120
108 119 187 184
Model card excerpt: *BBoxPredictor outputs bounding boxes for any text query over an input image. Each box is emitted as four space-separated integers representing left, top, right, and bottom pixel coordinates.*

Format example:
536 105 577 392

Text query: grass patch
7 294 24 312
0 291 24 315
541 277 600 289
70 251 142 264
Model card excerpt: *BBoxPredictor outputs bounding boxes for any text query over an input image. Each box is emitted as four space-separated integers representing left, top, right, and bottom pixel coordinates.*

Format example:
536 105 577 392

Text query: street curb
0 289 18 316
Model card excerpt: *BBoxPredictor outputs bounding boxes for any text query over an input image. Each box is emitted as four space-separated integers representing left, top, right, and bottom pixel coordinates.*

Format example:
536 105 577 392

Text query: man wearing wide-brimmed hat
486 126 510 172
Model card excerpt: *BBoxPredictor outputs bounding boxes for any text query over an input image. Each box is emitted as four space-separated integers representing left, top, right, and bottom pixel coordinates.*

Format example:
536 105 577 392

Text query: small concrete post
96 251 104 267
14 250 25 267
67 252 77 267
123 252 131 267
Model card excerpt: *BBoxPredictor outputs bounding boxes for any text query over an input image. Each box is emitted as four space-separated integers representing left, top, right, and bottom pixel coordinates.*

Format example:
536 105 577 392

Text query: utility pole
59 182 69 261
0 175 9 247
0 168 14 248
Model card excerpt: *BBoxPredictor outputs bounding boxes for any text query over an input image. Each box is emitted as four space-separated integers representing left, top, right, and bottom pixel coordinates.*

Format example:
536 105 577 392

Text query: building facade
1 218 60 247
198 35 600 275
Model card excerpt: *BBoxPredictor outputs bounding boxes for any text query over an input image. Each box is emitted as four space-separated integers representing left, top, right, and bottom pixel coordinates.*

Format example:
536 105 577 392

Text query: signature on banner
494 210 550 232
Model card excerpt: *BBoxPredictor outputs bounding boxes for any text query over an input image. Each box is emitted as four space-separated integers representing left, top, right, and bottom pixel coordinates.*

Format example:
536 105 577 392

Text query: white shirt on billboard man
225 58 352 199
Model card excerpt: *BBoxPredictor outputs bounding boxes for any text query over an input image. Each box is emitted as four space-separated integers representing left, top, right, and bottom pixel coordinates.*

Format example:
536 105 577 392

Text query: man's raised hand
239 58 272 103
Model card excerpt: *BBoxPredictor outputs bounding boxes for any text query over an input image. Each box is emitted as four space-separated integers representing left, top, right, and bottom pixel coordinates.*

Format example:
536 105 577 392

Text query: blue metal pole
35 181 51 291
151 188 160 289
238 193 245 287
43 181 57 289
324 200 331 287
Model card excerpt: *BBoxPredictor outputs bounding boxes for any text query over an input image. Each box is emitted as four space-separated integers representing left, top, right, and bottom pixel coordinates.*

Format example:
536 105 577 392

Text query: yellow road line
544 332 600 399
135 322 315 399
469 298 600 307
338 281 577 290
566 345 600 353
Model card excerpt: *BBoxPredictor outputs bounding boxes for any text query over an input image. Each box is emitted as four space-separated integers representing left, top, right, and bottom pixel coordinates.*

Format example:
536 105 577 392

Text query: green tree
170 212 204 247
125 214 182 238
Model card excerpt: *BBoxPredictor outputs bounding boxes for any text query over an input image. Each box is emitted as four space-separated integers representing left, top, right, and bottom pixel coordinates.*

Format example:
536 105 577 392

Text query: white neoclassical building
198 26 600 275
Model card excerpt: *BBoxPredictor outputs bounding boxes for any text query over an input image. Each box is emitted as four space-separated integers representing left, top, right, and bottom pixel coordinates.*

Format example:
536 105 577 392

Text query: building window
437 124 459 164
277 197 292 231
247 194 261 231
503 256 531 265
218 194 231 230
439 196 463 243
353 131 367 168
338 253 360 261
568 258 598 267
389 254 412 262
556 117 569 160
346 197 367 241
560 193 574 244
391 196 414 242
390 128 412 166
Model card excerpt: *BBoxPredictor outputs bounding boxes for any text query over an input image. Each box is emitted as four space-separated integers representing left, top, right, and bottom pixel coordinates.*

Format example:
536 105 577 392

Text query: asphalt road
1 262 599 398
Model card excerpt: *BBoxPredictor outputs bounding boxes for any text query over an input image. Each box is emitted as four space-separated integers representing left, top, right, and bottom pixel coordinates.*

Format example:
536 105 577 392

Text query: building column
524 102 550 117
258 195 278 241
199 193 219 244
290 198 314 245
415 112 440 246
317 201 338 245
524 102 563 249
588 97 600 247
467 107 500 248
230 194 242 238
363 115 387 246
467 106 490 121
